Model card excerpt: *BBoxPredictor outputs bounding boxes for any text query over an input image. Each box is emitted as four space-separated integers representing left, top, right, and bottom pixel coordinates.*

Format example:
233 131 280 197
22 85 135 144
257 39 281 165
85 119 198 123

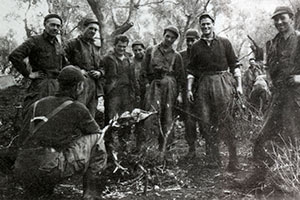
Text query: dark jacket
187 35 237 78
20 95 100 150
9 31 66 78
65 35 104 96
103 50 137 97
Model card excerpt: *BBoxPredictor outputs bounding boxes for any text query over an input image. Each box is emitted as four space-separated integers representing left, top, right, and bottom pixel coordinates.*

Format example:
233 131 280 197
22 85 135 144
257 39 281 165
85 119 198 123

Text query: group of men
7 4 300 199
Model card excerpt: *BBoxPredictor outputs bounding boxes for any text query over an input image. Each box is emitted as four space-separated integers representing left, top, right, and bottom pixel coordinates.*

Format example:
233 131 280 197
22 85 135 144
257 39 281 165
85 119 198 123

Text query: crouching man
13 66 107 200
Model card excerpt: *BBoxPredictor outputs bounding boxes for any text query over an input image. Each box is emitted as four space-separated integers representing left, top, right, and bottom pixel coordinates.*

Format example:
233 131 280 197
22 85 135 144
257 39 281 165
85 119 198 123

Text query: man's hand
28 71 46 79
287 75 300 86
177 92 183 104
187 90 194 103
89 70 102 78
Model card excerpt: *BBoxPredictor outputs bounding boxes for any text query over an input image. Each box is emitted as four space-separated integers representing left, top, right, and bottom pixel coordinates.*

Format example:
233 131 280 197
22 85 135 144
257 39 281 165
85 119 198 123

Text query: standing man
243 6 300 187
131 40 146 106
131 41 146 151
142 25 185 151
14 66 107 200
187 13 242 171
9 14 66 114
103 35 137 151
179 29 200 158
65 17 104 117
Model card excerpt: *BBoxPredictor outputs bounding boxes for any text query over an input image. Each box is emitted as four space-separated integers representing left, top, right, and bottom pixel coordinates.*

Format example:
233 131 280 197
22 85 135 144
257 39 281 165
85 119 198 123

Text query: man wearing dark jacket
14 66 107 200
187 13 242 171
242 6 300 188
65 17 104 117
179 29 200 158
103 35 137 151
9 14 67 114
141 25 185 151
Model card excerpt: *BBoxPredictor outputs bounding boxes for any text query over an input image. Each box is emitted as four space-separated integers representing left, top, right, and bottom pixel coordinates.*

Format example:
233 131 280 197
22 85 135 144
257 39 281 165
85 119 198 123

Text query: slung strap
23 100 73 145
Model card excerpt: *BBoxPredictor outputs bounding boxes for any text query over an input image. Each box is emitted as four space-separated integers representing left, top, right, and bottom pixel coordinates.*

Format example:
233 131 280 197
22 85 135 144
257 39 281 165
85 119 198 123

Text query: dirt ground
0 85 297 200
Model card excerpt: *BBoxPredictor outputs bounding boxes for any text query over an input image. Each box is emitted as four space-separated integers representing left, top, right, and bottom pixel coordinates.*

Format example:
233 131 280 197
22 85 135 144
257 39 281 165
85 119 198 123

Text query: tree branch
236 39 247 58
138 0 165 7
86 0 106 50
111 22 134 36
111 8 120 29
124 0 135 24
24 0 32 38
238 51 253 62
203 0 211 12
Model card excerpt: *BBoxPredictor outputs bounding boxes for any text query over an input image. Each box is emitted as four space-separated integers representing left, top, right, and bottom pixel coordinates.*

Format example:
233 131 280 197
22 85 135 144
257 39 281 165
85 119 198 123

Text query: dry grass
267 138 300 198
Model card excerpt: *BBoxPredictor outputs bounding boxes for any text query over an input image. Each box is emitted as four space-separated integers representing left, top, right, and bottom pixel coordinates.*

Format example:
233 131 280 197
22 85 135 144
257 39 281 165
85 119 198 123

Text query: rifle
247 35 264 61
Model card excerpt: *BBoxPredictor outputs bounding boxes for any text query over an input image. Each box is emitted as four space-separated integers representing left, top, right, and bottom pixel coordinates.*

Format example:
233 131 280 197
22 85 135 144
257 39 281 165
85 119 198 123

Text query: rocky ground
0 85 297 200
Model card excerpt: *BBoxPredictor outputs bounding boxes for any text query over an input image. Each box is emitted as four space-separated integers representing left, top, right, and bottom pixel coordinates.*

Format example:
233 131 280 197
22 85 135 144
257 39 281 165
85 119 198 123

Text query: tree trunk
86 0 106 53
295 8 300 31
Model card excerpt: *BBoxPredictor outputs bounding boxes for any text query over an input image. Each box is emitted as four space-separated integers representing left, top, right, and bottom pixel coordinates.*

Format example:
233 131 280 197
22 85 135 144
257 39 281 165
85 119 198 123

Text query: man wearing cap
179 29 200 158
9 13 67 114
141 25 185 151
65 17 104 117
131 40 146 106
103 34 137 152
241 6 300 188
131 41 146 151
187 13 241 171
13 65 107 199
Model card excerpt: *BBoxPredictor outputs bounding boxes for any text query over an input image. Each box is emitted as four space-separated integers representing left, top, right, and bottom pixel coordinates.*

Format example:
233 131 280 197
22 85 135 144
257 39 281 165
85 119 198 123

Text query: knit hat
83 17 99 27
58 66 84 86
44 13 63 25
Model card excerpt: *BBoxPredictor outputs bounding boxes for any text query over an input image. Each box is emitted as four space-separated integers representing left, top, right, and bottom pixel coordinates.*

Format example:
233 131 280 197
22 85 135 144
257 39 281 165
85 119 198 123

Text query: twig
112 151 129 174
159 115 179 162
0 135 19 149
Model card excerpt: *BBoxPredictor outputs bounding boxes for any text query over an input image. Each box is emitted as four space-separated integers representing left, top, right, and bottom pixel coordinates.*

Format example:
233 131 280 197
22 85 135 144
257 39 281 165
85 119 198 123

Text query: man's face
132 45 145 59
83 23 99 39
186 37 197 49
200 17 214 36
162 30 177 47
114 41 128 56
44 18 61 37
273 13 293 33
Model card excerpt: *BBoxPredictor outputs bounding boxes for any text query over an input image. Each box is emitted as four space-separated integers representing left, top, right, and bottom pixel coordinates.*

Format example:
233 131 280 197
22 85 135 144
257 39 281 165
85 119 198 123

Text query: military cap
272 6 294 19
186 29 200 39
132 40 145 49
44 13 63 24
83 17 99 27
163 25 180 38
58 65 84 86
199 12 214 23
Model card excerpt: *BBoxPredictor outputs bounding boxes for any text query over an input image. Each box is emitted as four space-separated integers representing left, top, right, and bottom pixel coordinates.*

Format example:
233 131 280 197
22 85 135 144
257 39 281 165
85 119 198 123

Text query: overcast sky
0 0 286 44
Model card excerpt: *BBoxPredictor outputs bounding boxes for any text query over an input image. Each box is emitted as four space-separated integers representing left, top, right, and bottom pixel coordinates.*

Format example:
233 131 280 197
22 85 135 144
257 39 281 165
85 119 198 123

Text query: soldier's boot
83 141 107 200
83 171 105 200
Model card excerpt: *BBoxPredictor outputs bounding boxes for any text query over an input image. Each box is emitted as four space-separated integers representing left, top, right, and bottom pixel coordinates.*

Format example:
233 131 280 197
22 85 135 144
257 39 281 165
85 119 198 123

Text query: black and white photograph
0 0 299 199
